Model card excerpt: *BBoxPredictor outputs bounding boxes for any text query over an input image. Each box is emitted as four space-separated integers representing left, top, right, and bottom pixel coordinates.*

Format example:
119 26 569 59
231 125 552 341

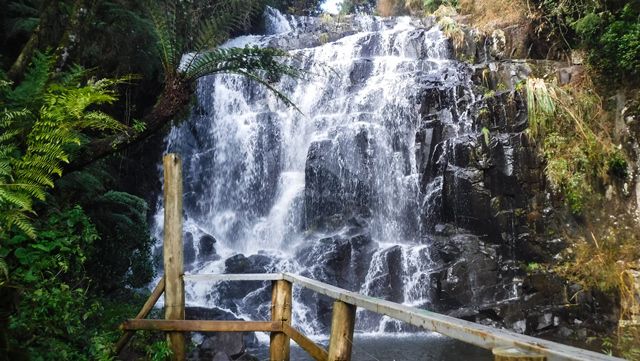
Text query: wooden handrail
121 319 281 332
183 273 625 361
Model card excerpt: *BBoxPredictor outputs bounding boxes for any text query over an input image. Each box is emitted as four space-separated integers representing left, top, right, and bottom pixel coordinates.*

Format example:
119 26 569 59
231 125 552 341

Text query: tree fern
145 0 299 103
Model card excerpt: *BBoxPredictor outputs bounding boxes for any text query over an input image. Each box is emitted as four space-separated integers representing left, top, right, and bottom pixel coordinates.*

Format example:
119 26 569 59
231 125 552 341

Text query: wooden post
163 154 186 361
492 347 546 361
270 279 292 361
327 301 356 361
115 276 166 354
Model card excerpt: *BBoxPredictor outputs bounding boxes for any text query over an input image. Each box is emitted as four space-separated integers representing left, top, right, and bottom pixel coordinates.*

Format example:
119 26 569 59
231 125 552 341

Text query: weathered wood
183 273 284 282
281 273 622 361
493 347 546 361
327 301 356 361
121 319 281 332
270 279 292 361
114 276 165 354
163 154 186 361
176 272 623 361
283 323 328 361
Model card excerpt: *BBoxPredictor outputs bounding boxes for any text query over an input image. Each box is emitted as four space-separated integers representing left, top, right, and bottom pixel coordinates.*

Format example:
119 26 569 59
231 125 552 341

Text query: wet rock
361 245 404 303
297 231 373 289
198 234 218 261
304 134 373 231
224 254 272 274
216 254 273 309
184 232 197 267
186 307 238 321
199 333 245 359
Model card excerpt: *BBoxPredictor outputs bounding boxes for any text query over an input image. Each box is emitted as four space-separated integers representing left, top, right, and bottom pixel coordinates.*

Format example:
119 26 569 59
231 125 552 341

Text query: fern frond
191 0 263 51
3 210 36 238
145 0 179 71
0 187 34 211
7 52 53 109
184 46 297 80
73 111 126 132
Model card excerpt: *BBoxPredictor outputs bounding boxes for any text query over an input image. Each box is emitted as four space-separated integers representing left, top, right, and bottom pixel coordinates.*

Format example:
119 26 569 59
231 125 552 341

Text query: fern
145 0 299 107
0 53 127 238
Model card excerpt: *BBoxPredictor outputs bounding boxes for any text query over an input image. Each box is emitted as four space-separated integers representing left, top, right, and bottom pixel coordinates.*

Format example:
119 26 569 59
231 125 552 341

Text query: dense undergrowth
0 0 296 359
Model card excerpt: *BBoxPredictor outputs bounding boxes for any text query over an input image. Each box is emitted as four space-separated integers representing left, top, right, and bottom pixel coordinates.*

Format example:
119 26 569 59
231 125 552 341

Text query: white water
153 8 480 335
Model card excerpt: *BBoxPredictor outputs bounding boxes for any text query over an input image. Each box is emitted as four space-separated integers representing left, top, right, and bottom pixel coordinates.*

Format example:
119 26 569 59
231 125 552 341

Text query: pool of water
247 332 492 361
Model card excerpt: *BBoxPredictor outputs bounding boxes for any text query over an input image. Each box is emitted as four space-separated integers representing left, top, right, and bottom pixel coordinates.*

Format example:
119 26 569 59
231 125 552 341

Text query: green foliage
423 0 458 13
145 0 300 108
481 127 490 146
532 0 640 84
146 340 173 361
524 77 616 215
1 207 105 360
84 191 154 292
339 0 377 14
0 53 126 238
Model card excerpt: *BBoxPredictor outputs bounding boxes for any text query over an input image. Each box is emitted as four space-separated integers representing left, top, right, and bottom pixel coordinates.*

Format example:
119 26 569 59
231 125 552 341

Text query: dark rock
199 234 218 261
184 232 196 267
360 245 404 303
234 353 259 361
303 132 373 231
199 333 245 359
224 254 272 274
186 307 238 321
212 352 232 361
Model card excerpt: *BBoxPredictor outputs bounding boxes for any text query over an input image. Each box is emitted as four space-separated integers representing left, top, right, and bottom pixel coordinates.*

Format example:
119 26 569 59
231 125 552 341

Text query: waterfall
152 8 510 336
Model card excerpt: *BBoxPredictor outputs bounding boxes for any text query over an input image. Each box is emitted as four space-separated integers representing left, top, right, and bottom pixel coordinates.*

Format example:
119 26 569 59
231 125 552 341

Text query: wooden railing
117 272 624 361
114 154 625 361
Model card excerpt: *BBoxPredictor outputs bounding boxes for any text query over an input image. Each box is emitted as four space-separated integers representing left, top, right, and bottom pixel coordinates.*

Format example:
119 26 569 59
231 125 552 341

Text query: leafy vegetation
0 0 302 359
531 0 640 85
525 76 622 215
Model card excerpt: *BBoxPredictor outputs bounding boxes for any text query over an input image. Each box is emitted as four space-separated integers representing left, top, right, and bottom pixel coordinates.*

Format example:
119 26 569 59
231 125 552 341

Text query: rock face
154 7 592 345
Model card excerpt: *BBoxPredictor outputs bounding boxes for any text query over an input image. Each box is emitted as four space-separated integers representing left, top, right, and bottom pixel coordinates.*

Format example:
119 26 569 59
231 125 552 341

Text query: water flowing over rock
153 8 561 337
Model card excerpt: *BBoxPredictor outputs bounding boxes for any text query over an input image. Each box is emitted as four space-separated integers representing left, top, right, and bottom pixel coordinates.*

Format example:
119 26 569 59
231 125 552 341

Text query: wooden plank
114 276 165 354
493 347 546 361
183 273 285 282
271 279 292 361
282 323 328 361
178 272 622 361
281 273 623 361
121 319 281 333
163 154 186 361
327 301 356 361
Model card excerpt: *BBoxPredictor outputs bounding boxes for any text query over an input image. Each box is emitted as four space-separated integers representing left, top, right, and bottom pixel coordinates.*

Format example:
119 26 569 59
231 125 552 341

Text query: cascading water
152 7 524 342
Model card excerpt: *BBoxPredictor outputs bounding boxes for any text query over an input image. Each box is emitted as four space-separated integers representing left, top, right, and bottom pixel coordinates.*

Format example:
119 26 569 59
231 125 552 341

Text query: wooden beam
270 279 293 361
163 154 186 361
114 276 165 354
327 301 356 361
183 273 285 282
493 347 546 361
282 323 328 361
121 320 281 333
281 273 623 361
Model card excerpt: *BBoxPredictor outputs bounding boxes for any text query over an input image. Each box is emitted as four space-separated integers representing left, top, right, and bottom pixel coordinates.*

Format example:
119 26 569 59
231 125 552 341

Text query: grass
458 0 528 31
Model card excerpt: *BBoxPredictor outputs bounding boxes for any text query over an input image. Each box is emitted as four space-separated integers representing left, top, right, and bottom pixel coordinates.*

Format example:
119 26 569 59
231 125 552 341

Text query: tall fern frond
192 0 263 51
183 46 299 109
145 0 179 72
7 52 53 109
0 58 126 238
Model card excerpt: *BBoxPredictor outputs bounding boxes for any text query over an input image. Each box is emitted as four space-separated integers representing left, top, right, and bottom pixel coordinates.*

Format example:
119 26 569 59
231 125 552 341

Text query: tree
69 0 299 171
